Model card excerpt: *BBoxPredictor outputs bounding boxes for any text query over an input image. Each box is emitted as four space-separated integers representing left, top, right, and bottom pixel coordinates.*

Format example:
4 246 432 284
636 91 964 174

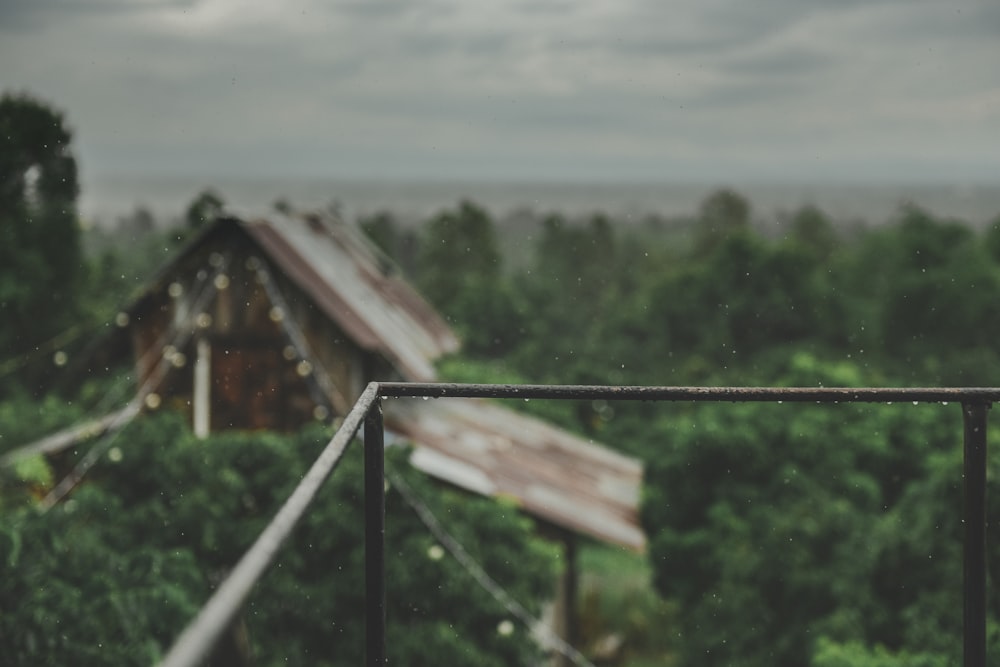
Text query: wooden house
53 209 644 659
120 210 644 550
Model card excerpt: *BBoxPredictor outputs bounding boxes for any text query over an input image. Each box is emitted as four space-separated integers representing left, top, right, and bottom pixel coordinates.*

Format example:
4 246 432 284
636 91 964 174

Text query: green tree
505 213 637 385
837 206 1000 383
0 92 82 395
176 188 226 246
789 205 839 260
695 188 751 254
0 485 205 666
641 354 1000 667
811 638 949 667
1 412 558 666
983 214 1000 263
417 200 501 307
359 210 420 276
416 201 519 356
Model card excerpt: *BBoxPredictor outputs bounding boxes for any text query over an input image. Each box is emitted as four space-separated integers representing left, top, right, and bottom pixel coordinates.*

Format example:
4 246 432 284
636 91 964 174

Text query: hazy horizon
79 174 1000 230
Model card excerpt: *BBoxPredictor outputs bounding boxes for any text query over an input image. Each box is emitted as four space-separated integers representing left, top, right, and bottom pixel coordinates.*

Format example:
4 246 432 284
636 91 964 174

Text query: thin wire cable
1 273 214 469
252 262 347 415
2 258 225 469
88 264 223 418
0 321 87 378
37 258 230 511
0 405 132 467
386 468 597 667
156 383 379 667
0 255 213 380
36 402 141 511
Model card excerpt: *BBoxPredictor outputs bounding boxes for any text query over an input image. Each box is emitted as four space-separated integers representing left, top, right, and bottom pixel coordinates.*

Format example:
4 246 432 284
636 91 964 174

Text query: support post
193 338 211 439
963 402 989 667
561 534 579 667
364 399 386 666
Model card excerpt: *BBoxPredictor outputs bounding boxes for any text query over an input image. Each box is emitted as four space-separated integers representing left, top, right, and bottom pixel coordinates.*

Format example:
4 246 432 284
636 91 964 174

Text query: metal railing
156 383 1000 667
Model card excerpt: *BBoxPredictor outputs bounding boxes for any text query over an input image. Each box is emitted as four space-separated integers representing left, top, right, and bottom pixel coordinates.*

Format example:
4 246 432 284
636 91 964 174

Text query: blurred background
3 2 1000 667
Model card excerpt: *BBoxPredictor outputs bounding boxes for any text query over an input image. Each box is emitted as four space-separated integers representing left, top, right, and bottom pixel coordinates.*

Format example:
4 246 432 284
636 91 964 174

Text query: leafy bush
0 412 558 666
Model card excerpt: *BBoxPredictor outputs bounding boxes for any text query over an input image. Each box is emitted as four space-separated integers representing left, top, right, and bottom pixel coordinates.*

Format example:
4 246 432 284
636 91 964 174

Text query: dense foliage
0 93 83 396
364 193 1000 666
0 413 557 666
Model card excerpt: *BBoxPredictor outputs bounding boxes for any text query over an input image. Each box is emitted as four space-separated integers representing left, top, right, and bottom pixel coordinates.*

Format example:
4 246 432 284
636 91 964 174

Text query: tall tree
173 187 226 246
417 200 502 308
695 188 751 254
416 201 517 356
0 92 82 394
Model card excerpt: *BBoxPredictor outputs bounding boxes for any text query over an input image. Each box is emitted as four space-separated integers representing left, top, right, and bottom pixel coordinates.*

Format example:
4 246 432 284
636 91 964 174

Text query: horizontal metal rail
378 382 1000 403
155 383 995 667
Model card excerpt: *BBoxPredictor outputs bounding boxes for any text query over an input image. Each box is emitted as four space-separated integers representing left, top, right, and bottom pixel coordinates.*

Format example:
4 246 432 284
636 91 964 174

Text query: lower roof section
384 397 645 551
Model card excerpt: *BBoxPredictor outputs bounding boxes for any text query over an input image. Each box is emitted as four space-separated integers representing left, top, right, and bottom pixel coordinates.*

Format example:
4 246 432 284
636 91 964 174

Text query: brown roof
121 210 644 548
238 213 460 381
386 397 646 551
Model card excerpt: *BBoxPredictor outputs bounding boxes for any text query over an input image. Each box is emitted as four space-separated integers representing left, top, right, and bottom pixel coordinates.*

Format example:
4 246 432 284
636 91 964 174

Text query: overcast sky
2 0 999 185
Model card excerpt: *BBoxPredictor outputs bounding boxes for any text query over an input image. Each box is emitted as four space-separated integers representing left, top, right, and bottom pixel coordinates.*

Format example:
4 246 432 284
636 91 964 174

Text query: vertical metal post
564 534 579 662
963 402 989 667
364 399 386 666
193 337 211 439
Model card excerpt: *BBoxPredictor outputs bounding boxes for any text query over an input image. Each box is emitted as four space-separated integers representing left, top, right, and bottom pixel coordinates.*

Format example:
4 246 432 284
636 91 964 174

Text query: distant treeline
346 189 1000 386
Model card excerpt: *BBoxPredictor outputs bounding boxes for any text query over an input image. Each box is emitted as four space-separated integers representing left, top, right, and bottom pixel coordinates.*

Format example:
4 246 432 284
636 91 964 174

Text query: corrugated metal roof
237 212 459 382
122 209 644 548
386 397 646 551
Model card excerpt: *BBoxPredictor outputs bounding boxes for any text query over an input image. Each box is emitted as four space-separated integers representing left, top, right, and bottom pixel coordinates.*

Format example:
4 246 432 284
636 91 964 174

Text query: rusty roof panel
239 213 459 382
118 210 642 548
385 397 646 551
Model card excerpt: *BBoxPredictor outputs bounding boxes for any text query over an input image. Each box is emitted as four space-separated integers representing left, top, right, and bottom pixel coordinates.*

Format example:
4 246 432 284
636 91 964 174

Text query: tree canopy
363 191 1000 666
0 92 82 395
0 413 558 666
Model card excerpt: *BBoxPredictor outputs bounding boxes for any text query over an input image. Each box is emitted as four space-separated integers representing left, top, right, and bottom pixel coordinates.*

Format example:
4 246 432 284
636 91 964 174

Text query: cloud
1 0 997 183
0 0 194 31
